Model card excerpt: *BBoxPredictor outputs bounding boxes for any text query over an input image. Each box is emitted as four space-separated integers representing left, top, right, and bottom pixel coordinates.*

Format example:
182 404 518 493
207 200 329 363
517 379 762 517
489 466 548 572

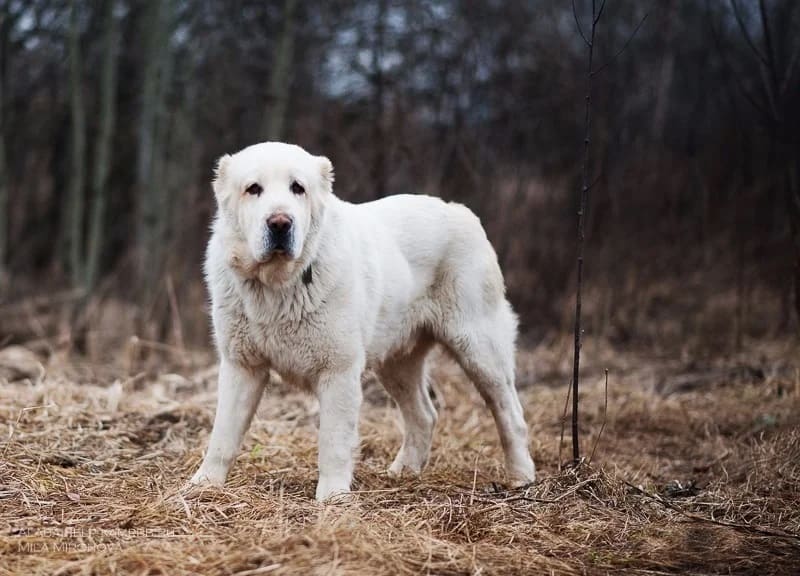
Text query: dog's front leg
190 358 266 487
315 365 363 501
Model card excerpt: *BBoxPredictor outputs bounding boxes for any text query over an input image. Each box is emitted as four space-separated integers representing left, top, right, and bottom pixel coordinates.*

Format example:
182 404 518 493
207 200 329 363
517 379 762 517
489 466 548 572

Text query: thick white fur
189 142 536 501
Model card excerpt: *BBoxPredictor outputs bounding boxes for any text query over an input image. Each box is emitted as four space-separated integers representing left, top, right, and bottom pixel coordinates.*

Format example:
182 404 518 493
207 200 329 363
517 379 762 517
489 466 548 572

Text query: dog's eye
245 183 262 196
290 181 305 195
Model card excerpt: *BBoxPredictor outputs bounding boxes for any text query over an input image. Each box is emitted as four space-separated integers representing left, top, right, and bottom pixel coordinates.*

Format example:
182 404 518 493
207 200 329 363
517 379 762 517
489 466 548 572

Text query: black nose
267 213 293 235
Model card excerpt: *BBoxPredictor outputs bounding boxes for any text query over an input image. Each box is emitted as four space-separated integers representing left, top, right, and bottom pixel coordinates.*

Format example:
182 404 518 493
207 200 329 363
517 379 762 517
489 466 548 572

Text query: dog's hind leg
442 302 536 486
379 340 437 477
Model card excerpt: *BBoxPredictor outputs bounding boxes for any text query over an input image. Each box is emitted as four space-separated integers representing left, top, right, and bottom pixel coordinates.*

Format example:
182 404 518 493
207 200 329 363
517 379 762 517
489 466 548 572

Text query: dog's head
212 142 334 284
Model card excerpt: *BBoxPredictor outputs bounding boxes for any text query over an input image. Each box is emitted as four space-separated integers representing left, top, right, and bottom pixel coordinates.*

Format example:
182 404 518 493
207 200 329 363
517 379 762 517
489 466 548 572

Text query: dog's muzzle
265 213 294 256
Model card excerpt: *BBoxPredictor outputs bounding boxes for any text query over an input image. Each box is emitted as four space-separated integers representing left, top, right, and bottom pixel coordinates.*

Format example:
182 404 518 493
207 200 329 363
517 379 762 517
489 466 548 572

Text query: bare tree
371 0 388 197
0 0 796 351
569 0 648 461
568 0 605 463
65 0 87 289
651 0 677 141
85 0 119 291
263 0 298 142
0 3 7 287
136 0 174 298
726 0 800 328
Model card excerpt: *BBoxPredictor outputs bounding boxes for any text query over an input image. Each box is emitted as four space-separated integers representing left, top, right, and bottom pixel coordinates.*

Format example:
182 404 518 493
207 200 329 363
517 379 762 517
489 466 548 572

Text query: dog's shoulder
203 224 264 367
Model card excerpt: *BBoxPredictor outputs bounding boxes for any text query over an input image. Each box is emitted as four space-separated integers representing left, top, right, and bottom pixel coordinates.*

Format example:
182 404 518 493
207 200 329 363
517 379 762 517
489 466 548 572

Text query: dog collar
302 265 313 286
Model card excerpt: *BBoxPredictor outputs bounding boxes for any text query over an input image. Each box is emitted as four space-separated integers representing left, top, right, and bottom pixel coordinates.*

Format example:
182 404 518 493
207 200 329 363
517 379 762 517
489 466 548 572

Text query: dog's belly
362 267 436 367
367 328 432 373
363 281 441 369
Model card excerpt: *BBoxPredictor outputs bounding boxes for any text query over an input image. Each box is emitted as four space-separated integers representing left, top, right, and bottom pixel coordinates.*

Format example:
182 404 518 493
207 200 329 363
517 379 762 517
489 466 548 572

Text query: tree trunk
262 0 298 141
0 11 7 288
371 0 387 198
85 0 119 291
136 0 172 298
788 159 800 332
150 30 174 289
66 0 86 289
651 0 677 141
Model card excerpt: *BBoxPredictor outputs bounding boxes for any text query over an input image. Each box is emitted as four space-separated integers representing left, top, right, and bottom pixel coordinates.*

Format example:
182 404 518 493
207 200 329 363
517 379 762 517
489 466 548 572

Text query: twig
594 0 607 25
756 0 780 118
778 39 800 98
586 171 603 193
558 378 572 471
481 495 560 507
165 274 185 354
234 564 282 576
2 404 57 457
591 13 648 78
572 0 591 48
469 452 480 506
623 480 800 542
571 0 604 464
728 0 769 68
588 369 609 464
705 0 774 125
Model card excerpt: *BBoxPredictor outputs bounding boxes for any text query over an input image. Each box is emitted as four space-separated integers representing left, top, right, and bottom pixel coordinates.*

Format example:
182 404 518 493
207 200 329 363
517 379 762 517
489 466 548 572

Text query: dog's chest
258 321 324 374
221 301 333 385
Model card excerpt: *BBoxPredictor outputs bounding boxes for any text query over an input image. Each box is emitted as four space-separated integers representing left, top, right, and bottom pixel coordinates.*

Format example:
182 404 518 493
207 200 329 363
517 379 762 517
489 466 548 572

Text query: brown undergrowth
0 341 799 575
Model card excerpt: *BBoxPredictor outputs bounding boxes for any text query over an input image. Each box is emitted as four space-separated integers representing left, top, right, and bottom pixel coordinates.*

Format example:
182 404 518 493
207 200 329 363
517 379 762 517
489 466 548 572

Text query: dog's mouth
257 248 295 264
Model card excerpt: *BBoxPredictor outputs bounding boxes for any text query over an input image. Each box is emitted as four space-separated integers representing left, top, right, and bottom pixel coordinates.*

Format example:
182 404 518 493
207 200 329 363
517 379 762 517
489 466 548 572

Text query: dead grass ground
1 339 799 575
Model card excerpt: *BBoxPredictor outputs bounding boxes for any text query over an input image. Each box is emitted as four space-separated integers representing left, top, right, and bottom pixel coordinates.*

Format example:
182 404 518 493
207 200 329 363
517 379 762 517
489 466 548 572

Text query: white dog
189 142 535 500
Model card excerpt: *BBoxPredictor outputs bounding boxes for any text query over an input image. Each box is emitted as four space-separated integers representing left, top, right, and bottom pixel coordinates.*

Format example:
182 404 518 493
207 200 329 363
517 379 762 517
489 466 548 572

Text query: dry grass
1 341 799 575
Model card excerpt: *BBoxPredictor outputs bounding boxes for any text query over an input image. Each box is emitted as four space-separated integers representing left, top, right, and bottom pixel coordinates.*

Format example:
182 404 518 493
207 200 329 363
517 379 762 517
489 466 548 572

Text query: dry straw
1 345 798 575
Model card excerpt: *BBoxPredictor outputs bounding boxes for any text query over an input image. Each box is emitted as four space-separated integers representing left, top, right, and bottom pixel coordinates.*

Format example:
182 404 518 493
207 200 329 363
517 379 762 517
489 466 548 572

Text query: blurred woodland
1 0 799 356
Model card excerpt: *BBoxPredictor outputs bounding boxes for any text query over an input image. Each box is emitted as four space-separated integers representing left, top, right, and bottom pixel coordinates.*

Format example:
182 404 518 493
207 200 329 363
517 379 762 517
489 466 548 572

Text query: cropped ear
212 154 232 203
318 156 334 193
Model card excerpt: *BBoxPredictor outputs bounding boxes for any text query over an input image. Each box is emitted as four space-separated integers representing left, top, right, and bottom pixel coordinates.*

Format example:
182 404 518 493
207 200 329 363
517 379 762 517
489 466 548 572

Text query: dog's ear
212 154 232 203
318 156 334 193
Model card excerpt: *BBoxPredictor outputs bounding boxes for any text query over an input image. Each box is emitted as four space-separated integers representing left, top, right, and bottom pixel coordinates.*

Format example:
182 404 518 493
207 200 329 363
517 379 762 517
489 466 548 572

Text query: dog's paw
387 449 426 479
386 463 403 479
507 458 536 488
315 477 351 502
387 460 422 479
186 469 225 489
318 491 356 505
508 476 536 490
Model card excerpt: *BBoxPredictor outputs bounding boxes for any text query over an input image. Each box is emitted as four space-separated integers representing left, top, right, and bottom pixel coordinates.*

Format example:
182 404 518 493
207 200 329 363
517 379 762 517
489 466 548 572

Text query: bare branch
594 0 607 25
624 481 800 542
756 0 780 119
587 171 603 194
572 0 591 48
571 0 607 464
736 73 774 123
588 369 609 464
708 0 777 126
729 0 769 68
757 0 779 90
779 39 800 98
591 13 649 78
558 377 572 471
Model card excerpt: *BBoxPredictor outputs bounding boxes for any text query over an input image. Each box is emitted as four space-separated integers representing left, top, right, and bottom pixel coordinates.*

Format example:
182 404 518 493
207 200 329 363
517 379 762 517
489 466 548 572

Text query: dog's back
355 194 506 316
